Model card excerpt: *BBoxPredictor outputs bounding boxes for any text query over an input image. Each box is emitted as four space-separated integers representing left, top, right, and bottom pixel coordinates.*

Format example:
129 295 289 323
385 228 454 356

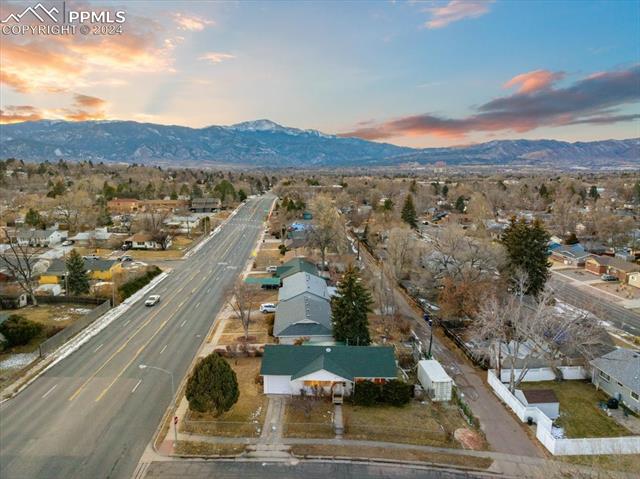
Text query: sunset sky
0 0 638 147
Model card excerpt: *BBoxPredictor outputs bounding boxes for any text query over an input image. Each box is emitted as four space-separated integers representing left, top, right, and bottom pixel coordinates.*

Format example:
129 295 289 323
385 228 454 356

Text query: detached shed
417 359 453 401
515 389 560 420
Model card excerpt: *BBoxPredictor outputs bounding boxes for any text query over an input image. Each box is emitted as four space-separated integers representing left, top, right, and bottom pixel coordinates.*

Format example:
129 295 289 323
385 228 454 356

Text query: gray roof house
278 272 330 302
273 292 333 344
590 348 640 413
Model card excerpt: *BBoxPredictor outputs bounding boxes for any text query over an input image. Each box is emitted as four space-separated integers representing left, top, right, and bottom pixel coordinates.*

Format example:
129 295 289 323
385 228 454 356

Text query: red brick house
585 256 640 283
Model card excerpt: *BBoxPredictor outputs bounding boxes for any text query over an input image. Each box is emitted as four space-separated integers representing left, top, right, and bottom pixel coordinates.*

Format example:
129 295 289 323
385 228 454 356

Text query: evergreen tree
588 185 600 200
539 183 549 199
96 208 112 227
186 353 239 415
66 249 90 295
564 232 579 245
454 196 465 213
382 198 394 211
442 184 449 198
501 218 550 297
214 179 236 202
238 189 247 201
331 265 373 345
409 179 417 194
25 208 41 227
401 194 417 229
634 181 640 204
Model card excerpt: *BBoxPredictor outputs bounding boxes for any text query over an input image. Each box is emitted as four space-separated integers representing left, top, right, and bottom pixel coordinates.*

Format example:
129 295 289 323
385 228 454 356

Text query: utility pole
424 313 434 359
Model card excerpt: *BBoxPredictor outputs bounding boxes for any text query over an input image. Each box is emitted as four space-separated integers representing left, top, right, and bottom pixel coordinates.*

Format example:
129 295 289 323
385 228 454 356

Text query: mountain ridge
0 119 637 168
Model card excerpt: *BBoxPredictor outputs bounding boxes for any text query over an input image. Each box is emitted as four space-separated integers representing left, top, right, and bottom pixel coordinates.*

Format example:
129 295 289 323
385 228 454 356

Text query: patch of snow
0 353 38 370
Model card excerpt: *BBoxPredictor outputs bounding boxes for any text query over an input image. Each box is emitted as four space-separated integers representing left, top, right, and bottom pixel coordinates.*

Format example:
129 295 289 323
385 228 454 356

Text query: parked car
601 274 618 282
145 295 161 307
260 303 276 313
61 240 74 246
266 265 278 273
121 244 132 251
83 254 100 260
418 298 440 312
120 255 133 262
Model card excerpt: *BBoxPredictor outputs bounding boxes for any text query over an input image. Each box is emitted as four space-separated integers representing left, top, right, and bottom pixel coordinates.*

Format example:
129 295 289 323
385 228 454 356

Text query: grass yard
520 381 634 438
174 441 246 456
559 453 640 475
283 398 335 438
182 356 267 437
343 401 471 448
290 445 493 470
254 245 283 270
368 313 413 346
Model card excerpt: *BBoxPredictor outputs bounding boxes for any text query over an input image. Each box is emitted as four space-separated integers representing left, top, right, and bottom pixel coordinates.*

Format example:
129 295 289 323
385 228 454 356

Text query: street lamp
139 364 177 445
424 313 434 359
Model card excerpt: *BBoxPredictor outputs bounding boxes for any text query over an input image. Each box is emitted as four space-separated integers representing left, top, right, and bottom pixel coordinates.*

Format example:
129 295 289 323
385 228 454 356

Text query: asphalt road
549 276 640 336
0 194 275 479
143 460 491 479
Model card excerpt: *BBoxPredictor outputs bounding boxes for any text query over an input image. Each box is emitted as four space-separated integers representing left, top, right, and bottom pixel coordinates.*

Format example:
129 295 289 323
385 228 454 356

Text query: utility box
417 359 452 402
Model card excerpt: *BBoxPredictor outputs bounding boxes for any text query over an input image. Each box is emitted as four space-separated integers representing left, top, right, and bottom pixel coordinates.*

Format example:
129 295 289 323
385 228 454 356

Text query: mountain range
0 119 637 169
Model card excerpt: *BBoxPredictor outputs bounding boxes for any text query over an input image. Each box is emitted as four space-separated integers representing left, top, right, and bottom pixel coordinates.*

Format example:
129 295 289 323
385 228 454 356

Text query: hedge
119 266 162 299
353 379 413 407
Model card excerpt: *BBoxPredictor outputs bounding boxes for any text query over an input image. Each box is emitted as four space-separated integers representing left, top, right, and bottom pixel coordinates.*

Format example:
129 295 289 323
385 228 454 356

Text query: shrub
353 380 382 406
278 244 287 256
186 353 239 415
382 379 413 407
119 266 162 299
0 315 43 347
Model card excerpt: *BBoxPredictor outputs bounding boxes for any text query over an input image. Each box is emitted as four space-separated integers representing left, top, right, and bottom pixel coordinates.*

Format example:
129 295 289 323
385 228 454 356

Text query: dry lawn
174 441 245 456
368 314 413 346
560 453 640 475
520 381 633 438
182 356 267 437
343 401 475 448
290 444 493 470
284 398 335 438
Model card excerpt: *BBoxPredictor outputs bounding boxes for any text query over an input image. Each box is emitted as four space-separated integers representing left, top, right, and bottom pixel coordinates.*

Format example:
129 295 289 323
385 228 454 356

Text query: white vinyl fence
487 370 640 456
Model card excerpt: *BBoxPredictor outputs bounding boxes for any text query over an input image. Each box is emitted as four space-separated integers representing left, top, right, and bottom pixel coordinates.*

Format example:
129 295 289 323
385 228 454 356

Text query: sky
0 0 639 147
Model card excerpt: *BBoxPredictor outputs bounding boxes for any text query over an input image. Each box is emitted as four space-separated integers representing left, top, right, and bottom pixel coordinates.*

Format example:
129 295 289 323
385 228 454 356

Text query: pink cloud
172 13 214 31
199 52 235 64
424 0 494 29
504 69 565 94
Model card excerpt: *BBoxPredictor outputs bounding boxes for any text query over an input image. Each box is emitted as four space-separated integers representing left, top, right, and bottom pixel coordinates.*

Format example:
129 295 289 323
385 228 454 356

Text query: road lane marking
94 344 103 352
207 288 211 293
131 379 142 393
180 320 187 328
123 319 131 326
160 344 168 354
42 384 57 399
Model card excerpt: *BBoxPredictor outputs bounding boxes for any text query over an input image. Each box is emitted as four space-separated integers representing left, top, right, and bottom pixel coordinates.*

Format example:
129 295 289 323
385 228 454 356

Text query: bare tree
372 264 398 339
473 274 603 392
1 229 40 306
307 194 342 269
225 280 259 340
386 226 417 281
140 208 170 250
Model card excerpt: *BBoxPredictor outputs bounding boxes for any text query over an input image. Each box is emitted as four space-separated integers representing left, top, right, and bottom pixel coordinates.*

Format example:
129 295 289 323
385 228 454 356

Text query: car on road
61 240 75 246
145 295 161 306
266 265 278 273
260 303 276 313
418 298 440 312
601 274 618 282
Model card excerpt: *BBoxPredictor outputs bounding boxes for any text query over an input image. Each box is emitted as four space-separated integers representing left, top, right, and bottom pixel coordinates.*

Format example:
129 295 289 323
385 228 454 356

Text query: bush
382 379 413 407
186 353 239 415
118 266 162 299
0 315 43 347
278 244 287 256
353 380 382 406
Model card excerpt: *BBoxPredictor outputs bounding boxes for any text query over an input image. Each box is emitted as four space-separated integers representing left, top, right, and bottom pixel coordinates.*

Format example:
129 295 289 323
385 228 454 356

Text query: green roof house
260 344 397 396
275 257 318 280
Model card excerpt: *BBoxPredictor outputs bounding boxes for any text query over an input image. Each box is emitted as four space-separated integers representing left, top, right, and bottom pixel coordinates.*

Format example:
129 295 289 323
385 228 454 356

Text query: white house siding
629 272 640 289
592 368 640 414
263 375 293 395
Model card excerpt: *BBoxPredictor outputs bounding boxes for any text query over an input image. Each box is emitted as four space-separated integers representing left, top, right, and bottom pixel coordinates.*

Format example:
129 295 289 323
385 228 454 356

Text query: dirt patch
454 428 485 450
174 441 246 456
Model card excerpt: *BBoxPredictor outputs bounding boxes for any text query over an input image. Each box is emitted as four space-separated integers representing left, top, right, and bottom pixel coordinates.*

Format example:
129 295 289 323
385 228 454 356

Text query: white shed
417 359 452 401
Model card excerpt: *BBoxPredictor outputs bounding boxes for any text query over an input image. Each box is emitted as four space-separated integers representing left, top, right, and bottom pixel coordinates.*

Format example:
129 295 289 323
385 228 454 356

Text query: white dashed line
131 379 142 393
160 344 168 354
180 320 187 328
195 302 200 309
42 384 57 399
94 344 103 352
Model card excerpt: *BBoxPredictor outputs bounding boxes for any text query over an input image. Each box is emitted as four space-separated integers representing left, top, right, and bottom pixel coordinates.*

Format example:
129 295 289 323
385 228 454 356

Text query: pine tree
25 208 41 227
442 184 449 198
588 185 600 200
501 218 550 297
331 265 373 345
186 353 239 415
66 249 90 295
454 196 465 213
401 194 417 229
539 183 549 199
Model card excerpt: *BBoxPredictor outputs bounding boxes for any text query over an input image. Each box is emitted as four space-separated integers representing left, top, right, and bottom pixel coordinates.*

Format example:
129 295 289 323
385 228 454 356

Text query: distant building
585 256 640 283
124 232 171 250
190 197 221 213
6 228 68 247
107 198 140 214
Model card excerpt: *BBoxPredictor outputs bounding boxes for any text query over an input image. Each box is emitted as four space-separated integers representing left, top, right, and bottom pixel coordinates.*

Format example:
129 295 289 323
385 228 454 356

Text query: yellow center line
68 267 203 402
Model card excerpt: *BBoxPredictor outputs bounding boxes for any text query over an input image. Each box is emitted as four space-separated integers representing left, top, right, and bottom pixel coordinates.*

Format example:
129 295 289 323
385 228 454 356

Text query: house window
632 391 639 401
598 371 610 382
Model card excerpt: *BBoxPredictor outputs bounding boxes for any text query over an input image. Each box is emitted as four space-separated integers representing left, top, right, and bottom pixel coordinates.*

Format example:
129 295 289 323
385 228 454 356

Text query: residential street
549 275 640 336
0 194 275 479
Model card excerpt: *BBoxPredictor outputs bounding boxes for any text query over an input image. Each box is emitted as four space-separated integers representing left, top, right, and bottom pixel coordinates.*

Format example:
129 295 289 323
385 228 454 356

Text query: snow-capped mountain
0 119 637 168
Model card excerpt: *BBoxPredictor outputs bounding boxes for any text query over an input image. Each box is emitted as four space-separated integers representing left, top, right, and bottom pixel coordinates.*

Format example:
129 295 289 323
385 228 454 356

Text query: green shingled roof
275 258 318 279
244 277 281 286
260 344 397 381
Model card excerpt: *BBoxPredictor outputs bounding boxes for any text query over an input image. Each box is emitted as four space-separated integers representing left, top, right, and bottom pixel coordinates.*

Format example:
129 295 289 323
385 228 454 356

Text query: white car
61 240 74 246
260 303 276 313
145 295 161 307
266 265 278 274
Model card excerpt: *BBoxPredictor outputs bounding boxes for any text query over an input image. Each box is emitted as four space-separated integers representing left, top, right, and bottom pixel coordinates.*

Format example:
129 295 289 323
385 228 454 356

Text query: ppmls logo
1 3 60 23
1 2 126 36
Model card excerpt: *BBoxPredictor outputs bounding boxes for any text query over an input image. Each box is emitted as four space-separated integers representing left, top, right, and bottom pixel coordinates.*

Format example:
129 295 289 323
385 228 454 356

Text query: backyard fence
440 322 489 369
38 300 111 358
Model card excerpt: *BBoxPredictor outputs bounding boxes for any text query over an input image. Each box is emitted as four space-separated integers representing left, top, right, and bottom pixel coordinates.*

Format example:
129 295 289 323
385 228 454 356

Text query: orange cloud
0 106 43 124
172 12 214 31
424 0 494 29
73 94 107 109
504 70 565 94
